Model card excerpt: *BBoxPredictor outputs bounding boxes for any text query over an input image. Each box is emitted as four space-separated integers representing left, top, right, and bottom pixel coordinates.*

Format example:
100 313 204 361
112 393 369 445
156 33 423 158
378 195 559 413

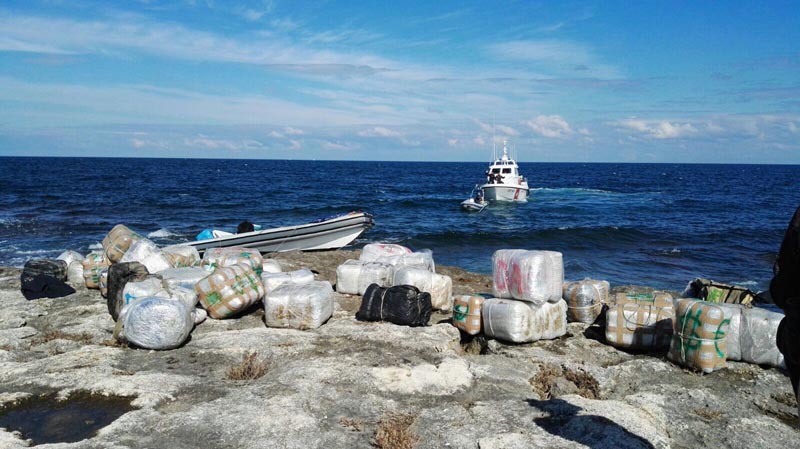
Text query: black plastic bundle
107 262 150 320
20 259 72 300
356 283 431 326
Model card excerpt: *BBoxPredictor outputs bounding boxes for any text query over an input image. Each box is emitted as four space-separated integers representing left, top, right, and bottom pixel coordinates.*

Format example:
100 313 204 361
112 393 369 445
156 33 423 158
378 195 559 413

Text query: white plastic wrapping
262 259 282 274
336 259 363 295
718 304 784 368
123 277 168 306
82 251 109 289
264 281 334 330
492 249 563 305
120 238 172 274
201 246 264 275
99 269 109 298
563 279 609 324
359 243 412 262
357 262 393 295
261 268 315 295
159 267 210 291
392 266 453 311
57 250 84 266
66 260 84 285
117 297 194 350
605 303 674 349
161 244 201 268
482 298 567 343
375 249 436 273
193 307 208 325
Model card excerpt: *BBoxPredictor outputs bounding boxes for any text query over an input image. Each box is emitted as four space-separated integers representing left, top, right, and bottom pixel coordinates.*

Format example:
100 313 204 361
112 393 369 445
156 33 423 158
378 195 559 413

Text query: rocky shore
0 249 796 448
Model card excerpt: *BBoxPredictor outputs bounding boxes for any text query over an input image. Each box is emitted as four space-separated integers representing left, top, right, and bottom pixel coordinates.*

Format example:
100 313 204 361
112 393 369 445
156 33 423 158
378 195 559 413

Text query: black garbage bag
20 259 68 285
356 284 431 326
21 274 76 300
107 262 150 321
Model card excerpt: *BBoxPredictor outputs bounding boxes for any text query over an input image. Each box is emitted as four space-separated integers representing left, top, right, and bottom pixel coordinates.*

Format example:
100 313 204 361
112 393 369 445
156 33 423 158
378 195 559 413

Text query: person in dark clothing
771 206 800 415
237 220 255 234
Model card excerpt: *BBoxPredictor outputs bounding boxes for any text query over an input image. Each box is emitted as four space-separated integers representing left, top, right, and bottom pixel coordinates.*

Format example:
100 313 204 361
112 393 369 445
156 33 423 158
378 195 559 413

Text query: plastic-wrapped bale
123 277 167 307
717 303 784 368
106 262 150 320
563 279 609 324
482 298 567 343
82 251 110 289
605 302 674 349
99 269 109 298
375 249 436 273
201 247 263 275
264 281 334 330
611 291 673 308
161 244 201 268
492 249 563 305
58 251 86 286
336 259 364 294
357 262 393 296
359 243 412 263
356 284 431 326
21 259 68 284
57 250 84 266
262 259 282 274
453 295 485 335
193 308 208 325
115 297 193 350
20 259 74 300
683 278 757 305
261 268 315 295
119 238 171 274
392 266 453 311
195 264 265 319
102 224 142 263
159 267 210 291
668 298 733 373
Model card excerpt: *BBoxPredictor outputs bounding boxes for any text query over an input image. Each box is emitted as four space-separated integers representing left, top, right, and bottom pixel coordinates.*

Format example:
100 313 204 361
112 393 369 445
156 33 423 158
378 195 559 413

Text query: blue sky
0 1 798 162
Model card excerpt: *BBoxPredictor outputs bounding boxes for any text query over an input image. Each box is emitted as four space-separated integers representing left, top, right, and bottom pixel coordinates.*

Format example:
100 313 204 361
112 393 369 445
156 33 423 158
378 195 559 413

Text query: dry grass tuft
226 351 268 380
32 330 93 345
563 366 600 400
693 408 723 420
339 417 364 432
530 363 600 400
372 413 418 449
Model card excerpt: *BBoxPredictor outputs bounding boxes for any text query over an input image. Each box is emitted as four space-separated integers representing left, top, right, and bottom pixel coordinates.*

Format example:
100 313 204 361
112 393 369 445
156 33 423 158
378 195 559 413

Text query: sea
1 157 798 294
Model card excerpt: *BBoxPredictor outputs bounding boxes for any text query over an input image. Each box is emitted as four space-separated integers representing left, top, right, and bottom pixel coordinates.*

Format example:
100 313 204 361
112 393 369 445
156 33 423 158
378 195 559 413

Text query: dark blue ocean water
1 157 797 292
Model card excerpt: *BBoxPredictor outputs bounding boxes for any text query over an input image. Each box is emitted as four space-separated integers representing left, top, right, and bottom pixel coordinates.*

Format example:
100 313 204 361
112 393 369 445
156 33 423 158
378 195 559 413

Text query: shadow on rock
527 397 656 449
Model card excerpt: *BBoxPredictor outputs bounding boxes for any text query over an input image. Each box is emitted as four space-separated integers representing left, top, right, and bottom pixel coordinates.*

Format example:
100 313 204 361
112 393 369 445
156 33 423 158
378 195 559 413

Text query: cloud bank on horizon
0 0 798 163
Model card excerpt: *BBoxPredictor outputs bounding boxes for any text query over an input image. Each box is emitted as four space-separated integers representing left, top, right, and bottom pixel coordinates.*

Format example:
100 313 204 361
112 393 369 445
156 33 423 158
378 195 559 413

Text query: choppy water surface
1 157 797 291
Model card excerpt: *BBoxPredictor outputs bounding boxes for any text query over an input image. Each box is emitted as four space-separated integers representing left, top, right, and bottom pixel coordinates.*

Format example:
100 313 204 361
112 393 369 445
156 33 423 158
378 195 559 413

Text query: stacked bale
714 303 784 368
201 247 263 275
115 297 194 350
605 293 674 350
82 251 110 289
264 281 334 330
392 266 452 311
261 268 315 295
195 264 265 319
453 295 485 335
483 249 567 343
102 224 142 263
668 298 733 373
161 244 201 268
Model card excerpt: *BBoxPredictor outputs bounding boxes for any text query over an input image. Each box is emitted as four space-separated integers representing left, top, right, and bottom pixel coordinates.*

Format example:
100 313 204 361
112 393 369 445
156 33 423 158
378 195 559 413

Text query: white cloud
289 139 302 150
448 138 459 146
618 119 698 139
357 126 401 137
269 130 284 138
525 115 574 138
474 135 486 146
472 119 519 136
487 40 621 78
283 126 305 135
321 140 358 151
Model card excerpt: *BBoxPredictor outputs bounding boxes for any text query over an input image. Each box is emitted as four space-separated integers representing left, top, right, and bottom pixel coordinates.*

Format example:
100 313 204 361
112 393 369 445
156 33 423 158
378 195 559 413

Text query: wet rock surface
0 252 796 448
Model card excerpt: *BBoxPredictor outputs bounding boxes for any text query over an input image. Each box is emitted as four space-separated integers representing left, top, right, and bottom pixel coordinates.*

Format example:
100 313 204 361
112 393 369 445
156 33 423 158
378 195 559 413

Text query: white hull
460 198 487 212
480 183 529 202
185 212 374 254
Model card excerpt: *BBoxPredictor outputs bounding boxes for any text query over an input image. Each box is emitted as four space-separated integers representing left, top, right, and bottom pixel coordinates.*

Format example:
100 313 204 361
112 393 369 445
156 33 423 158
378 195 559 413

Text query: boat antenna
492 114 496 162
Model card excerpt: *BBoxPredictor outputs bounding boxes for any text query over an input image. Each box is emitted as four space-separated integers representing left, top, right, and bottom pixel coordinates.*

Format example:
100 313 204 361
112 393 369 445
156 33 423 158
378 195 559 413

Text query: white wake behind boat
479 140 529 202
185 211 374 255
